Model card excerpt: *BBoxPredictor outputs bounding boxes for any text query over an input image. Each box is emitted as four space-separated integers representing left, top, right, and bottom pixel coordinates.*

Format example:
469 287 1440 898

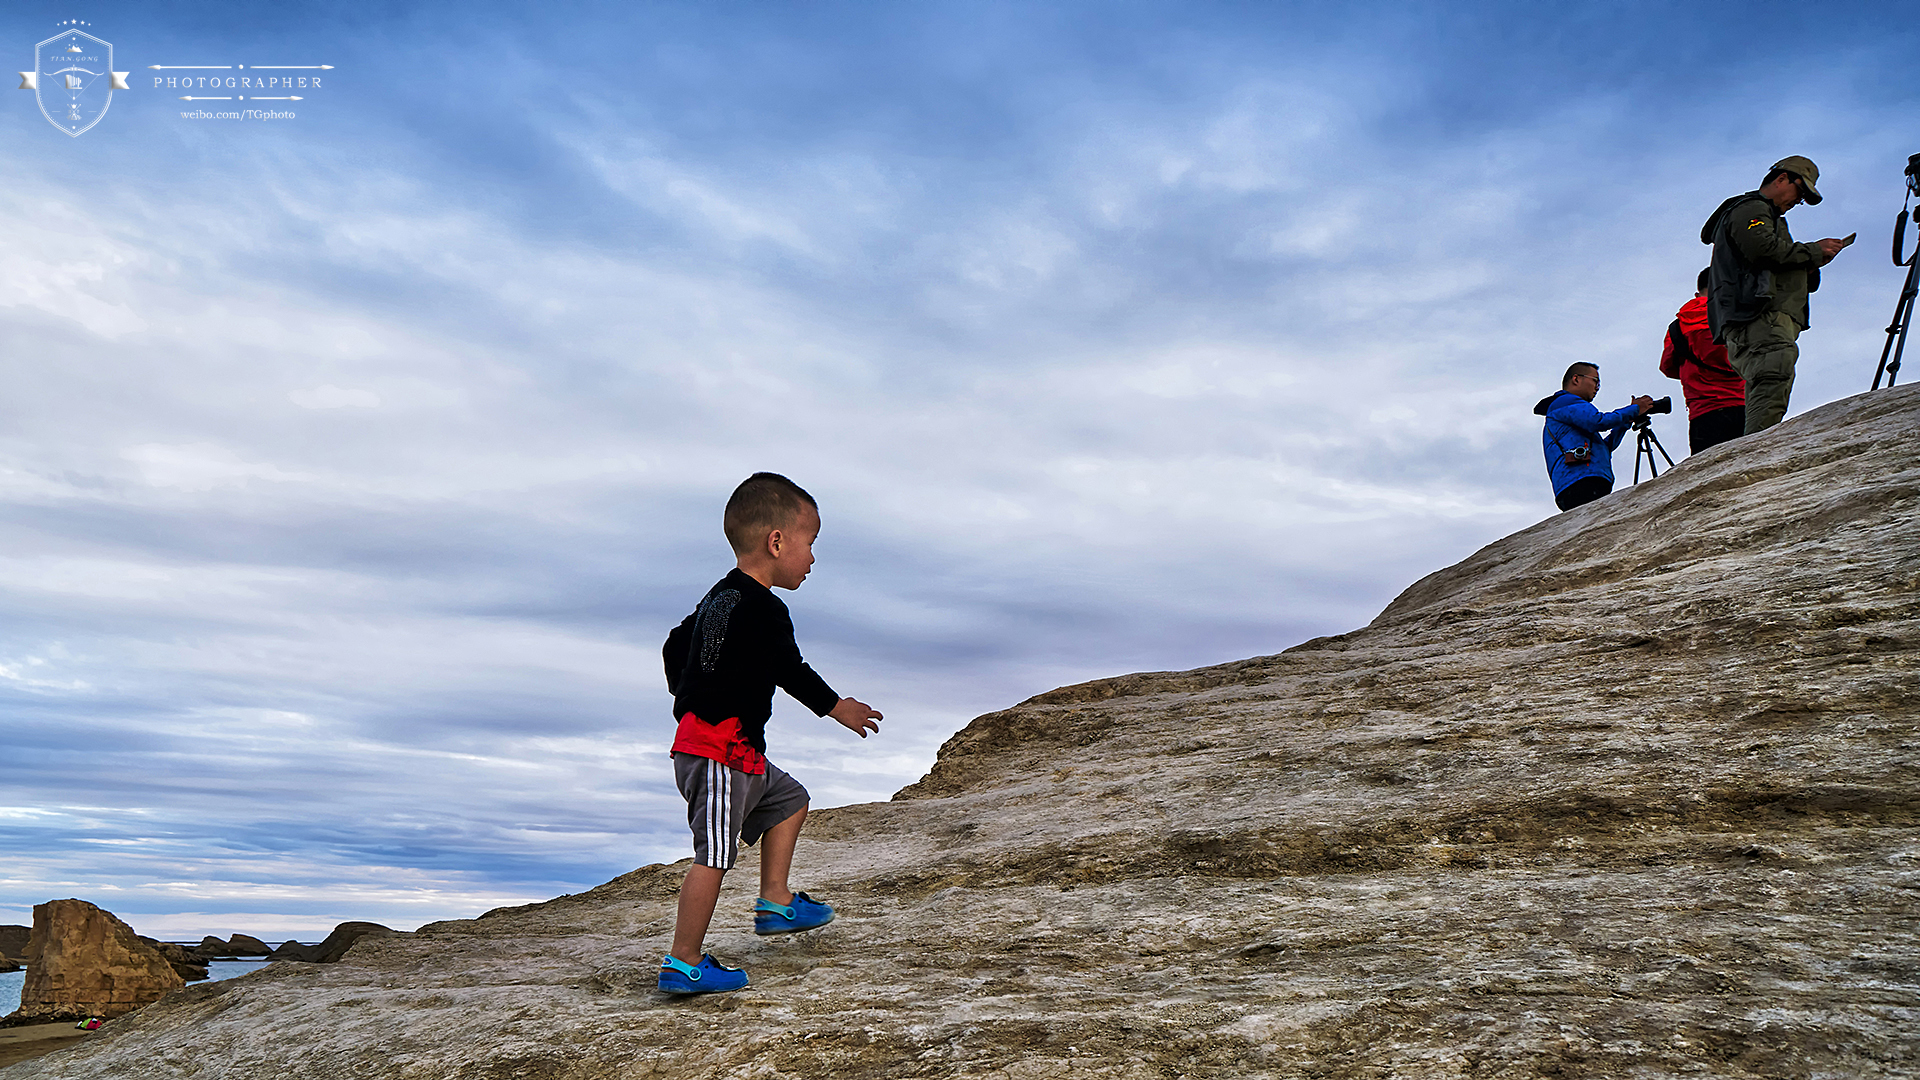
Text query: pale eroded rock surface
9 899 184 1023
11 386 1919 1078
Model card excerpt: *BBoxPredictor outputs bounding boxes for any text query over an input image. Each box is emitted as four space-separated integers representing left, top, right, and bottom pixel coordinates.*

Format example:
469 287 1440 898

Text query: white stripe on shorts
707 759 722 867
711 758 737 868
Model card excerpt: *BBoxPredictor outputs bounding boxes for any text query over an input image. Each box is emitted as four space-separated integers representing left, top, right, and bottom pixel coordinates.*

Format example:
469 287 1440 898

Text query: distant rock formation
8 900 183 1023
191 934 270 958
310 922 394 964
261 923 394 964
226 934 271 957
266 940 320 963
0 925 23 974
9 386 1919 1078
136 939 210 983
0 925 28 964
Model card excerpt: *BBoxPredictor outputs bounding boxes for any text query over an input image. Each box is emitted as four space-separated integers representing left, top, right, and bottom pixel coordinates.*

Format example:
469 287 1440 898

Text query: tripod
1873 215 1916 389
1872 154 1920 390
1632 417 1673 483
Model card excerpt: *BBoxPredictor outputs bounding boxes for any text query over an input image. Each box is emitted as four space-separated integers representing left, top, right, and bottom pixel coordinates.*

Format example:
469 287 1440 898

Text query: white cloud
289 385 381 409
0 199 148 338
121 443 316 491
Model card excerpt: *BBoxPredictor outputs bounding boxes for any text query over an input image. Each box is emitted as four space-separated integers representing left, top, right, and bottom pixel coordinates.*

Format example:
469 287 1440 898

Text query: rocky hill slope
12 386 1918 1080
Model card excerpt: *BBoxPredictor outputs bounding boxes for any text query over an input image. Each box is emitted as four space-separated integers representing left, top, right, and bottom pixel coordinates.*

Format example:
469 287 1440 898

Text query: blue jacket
1533 390 1639 495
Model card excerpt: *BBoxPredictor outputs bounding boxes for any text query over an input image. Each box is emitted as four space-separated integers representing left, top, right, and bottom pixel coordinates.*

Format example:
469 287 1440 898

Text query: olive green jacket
1701 191 1822 340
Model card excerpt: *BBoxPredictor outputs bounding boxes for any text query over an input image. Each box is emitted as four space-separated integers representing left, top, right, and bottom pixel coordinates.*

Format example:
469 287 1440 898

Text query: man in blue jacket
1534 362 1654 512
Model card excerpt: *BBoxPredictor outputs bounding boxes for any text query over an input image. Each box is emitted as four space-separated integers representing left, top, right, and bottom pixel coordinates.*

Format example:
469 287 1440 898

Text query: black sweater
663 569 839 752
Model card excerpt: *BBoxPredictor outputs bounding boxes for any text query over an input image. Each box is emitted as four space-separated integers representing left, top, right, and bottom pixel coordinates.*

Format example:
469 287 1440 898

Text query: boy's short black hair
724 472 818 555
1562 362 1598 389
1696 267 1710 293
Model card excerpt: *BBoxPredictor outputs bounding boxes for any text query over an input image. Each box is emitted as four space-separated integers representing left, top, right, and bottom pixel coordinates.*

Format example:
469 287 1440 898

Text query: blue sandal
658 953 749 994
754 891 835 934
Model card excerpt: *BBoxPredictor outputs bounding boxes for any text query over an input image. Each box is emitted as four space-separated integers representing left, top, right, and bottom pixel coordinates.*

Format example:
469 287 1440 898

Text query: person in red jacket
1660 268 1747 454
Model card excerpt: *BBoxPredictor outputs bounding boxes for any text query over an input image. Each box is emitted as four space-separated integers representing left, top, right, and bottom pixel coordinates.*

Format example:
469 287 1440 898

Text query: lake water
1 958 274 1015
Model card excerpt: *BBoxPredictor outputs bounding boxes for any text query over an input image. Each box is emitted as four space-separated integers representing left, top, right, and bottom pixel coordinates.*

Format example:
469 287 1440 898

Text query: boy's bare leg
669 864 725 967
757 804 807 906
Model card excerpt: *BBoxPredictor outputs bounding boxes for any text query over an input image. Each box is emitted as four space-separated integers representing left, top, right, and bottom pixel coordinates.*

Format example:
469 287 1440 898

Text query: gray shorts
672 752 809 869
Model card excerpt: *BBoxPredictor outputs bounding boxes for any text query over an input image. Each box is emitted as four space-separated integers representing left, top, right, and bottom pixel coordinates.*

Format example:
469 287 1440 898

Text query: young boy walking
657 472 882 994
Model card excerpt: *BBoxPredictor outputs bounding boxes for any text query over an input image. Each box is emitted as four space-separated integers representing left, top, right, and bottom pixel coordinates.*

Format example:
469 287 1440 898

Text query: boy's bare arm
828 697 882 738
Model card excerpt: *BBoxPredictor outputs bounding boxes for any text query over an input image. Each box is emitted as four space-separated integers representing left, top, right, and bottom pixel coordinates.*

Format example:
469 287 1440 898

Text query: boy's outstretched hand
829 697 882 738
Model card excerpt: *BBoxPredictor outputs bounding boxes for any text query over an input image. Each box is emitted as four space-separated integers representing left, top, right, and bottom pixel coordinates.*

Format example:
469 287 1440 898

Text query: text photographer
1534 363 1657 512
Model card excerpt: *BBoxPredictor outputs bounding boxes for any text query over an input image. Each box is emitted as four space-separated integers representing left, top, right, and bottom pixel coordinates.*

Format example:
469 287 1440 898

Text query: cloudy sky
2 0 1915 939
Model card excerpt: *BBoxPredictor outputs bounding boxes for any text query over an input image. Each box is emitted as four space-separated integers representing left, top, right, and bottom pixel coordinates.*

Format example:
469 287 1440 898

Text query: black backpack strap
1667 318 1696 366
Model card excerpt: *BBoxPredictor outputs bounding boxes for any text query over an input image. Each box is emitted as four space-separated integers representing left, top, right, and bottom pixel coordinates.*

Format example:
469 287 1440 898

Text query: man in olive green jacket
1701 155 1850 434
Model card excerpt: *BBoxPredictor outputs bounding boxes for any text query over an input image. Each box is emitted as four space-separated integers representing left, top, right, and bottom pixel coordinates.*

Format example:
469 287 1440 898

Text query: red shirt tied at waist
1660 294 1746 420
670 712 767 775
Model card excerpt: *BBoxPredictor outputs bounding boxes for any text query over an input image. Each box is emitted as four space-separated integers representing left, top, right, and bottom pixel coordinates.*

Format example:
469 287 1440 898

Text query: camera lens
1648 396 1673 415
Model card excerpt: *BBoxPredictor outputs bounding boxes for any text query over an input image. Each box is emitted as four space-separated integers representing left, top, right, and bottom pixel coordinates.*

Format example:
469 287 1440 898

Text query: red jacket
1660 295 1745 419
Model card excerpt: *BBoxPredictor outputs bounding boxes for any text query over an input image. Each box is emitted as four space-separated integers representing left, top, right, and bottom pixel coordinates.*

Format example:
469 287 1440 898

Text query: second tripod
1632 417 1674 483
1873 215 1916 389
1872 153 1920 390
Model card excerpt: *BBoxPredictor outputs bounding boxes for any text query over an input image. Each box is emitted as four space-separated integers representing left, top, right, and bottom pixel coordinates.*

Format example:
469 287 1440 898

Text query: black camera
1646 396 1673 415
1906 153 1920 199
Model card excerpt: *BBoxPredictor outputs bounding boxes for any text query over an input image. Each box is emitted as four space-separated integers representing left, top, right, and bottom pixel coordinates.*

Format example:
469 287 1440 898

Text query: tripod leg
1889 286 1913 387
1874 259 1918 390
1632 427 1673 483
1648 428 1674 468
